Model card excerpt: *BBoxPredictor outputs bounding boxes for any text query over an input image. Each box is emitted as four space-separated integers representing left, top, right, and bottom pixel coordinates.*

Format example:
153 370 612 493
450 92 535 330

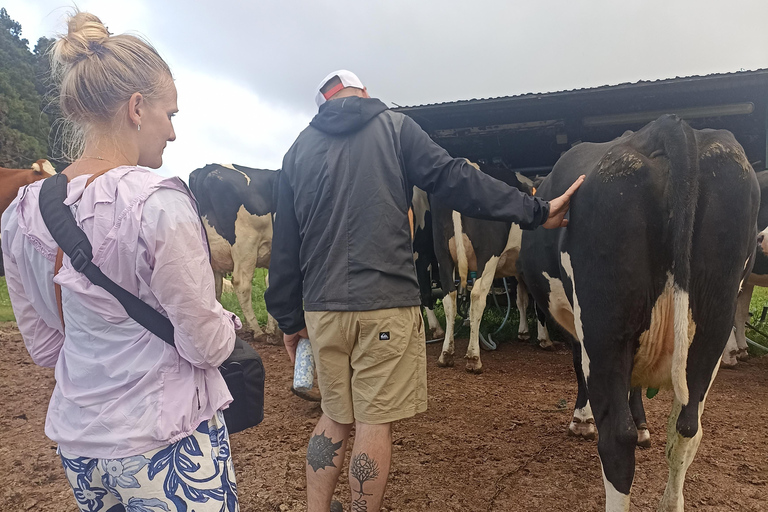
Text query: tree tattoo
350 453 380 512
306 431 343 472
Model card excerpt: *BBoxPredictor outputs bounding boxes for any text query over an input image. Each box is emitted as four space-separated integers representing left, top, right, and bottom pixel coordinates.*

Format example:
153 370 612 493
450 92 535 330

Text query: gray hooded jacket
265 96 549 334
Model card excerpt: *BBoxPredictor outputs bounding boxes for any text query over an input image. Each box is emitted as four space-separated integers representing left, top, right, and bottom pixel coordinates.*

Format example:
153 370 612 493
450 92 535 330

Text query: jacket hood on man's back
309 96 388 135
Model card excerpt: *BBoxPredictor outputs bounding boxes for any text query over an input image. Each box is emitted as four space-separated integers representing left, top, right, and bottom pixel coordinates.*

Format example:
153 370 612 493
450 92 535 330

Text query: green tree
0 8 50 168
33 35 65 170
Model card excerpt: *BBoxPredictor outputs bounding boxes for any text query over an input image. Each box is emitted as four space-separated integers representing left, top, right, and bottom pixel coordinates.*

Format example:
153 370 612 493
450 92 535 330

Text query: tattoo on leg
350 453 380 512
306 430 343 472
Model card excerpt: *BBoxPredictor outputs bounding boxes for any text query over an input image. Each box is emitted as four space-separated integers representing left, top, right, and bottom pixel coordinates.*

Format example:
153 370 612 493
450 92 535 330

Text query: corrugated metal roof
395 68 768 110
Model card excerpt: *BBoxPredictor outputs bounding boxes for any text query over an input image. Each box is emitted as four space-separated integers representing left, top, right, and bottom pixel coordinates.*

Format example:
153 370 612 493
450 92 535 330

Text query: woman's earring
137 124 141 132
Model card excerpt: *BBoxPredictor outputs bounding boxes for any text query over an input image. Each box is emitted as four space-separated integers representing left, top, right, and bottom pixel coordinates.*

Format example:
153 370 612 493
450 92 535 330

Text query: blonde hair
49 11 173 160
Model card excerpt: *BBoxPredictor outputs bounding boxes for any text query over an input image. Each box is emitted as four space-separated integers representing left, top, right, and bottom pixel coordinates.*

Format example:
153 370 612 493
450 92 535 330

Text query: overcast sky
7 1 768 180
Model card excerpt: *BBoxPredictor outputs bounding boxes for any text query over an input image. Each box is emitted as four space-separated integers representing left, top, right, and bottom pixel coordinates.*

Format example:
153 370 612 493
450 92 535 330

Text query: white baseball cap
315 70 365 107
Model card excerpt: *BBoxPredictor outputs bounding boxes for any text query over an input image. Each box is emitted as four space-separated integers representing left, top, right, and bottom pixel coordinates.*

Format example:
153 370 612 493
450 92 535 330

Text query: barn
394 68 768 176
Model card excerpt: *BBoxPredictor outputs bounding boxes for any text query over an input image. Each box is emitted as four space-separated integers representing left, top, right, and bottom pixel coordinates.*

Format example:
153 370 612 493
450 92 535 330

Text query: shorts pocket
357 310 410 361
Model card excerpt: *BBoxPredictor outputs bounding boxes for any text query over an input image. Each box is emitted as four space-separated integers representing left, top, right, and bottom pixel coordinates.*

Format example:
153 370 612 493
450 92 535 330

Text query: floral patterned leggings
59 411 238 512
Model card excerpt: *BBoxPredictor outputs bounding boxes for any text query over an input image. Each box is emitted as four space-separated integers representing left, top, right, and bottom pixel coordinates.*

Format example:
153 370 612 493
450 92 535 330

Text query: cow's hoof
465 358 483 374
568 418 597 440
517 333 530 342
254 333 281 345
737 348 750 361
720 355 738 369
291 386 322 402
637 426 651 448
236 330 256 343
427 328 445 340
538 340 556 351
437 352 454 367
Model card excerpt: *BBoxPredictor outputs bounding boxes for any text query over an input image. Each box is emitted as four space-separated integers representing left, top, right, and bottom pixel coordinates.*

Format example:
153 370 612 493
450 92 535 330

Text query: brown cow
1 159 54 276
1 160 55 213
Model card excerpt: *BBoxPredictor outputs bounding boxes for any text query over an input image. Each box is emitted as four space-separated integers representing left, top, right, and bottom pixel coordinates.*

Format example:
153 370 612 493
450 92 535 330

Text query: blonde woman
1 12 241 511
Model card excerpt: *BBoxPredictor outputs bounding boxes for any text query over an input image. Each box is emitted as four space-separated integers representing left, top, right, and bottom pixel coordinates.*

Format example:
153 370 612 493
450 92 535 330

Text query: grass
0 277 15 322
219 268 269 326
745 286 768 355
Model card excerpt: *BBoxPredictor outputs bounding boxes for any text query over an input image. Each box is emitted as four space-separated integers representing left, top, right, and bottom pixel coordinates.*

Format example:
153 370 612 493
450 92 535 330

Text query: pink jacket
1 166 241 458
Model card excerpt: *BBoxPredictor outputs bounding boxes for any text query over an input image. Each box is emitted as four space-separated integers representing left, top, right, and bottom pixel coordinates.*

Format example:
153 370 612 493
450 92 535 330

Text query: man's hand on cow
542 175 586 229
284 327 309 364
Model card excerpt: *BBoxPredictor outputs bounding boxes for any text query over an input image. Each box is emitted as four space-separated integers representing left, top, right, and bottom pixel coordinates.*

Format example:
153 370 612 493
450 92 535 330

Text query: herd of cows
1 114 767 511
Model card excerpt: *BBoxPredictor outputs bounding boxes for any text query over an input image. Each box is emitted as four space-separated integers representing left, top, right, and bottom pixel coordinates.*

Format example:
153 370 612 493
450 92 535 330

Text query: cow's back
189 164 278 247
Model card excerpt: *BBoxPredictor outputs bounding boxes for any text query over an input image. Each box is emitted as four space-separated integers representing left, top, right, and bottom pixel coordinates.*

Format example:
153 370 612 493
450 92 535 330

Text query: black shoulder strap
39 174 176 346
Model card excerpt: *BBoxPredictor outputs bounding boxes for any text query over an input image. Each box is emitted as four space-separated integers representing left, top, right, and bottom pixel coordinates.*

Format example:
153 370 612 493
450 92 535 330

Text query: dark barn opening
394 69 768 177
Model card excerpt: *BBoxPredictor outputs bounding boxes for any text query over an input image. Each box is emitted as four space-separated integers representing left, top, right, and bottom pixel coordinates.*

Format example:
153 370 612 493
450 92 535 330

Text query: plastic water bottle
293 338 315 392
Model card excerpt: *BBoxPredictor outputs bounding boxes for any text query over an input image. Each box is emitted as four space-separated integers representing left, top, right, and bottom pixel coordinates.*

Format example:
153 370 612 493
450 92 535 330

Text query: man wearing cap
265 70 583 512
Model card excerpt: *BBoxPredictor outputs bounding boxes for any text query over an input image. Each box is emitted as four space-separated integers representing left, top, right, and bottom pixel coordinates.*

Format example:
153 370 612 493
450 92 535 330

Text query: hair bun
53 11 110 66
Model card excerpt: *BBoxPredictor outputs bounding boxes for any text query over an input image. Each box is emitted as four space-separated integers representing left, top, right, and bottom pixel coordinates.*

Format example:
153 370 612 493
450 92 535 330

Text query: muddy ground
1 321 767 511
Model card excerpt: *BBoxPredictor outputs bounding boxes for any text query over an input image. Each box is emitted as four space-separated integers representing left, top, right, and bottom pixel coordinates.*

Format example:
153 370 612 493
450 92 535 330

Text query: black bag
39 172 264 434
220 337 264 432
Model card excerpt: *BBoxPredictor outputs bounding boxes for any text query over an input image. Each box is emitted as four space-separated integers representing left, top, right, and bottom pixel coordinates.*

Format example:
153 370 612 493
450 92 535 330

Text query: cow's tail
665 115 699 406
452 211 469 291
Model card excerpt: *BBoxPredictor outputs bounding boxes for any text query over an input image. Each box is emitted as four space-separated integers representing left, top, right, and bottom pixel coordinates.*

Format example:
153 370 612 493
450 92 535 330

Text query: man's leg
348 422 392 512
306 414 353 512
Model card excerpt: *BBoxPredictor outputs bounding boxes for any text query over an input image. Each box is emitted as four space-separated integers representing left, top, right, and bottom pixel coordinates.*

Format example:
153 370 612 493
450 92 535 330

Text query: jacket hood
309 96 388 135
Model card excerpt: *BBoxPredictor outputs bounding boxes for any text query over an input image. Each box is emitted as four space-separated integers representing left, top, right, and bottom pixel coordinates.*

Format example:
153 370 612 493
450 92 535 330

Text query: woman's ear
128 92 145 130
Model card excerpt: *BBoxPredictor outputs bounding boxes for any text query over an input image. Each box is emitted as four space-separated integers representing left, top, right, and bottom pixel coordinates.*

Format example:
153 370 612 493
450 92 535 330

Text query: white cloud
159 67 310 181
4 1 149 44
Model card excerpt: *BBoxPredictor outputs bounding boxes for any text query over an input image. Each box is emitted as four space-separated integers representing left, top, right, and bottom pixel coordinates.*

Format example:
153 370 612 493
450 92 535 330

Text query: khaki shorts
304 306 427 425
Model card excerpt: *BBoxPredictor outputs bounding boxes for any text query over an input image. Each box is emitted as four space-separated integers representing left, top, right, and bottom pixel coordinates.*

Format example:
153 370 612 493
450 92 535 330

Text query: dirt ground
1 321 767 512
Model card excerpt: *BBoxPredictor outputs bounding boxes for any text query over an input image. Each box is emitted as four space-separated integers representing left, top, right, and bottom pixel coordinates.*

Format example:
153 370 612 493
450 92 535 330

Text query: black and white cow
722 169 768 367
189 163 280 342
431 162 550 373
411 186 444 339
517 115 759 511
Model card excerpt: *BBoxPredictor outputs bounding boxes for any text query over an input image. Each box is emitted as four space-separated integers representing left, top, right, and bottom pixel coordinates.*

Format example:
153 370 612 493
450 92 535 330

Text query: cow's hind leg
630 387 651 448
515 280 530 341
465 257 500 373
659 398 704 512
721 329 739 368
590 370 636 512
438 291 458 367
263 272 280 341
722 283 754 367
535 304 553 350
571 289 635 509
568 339 596 440
659 324 728 511
232 264 263 339
214 270 224 302
734 283 753 361
425 307 445 339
